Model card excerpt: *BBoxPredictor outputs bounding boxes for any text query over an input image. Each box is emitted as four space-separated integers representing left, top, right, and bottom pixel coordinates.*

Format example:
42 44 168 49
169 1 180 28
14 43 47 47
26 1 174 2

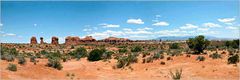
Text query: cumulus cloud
137 27 153 31
203 22 221 28
152 21 169 26
0 23 3 27
0 32 16 37
225 26 238 30
180 24 198 29
127 18 144 24
197 27 209 31
99 23 120 28
218 18 235 23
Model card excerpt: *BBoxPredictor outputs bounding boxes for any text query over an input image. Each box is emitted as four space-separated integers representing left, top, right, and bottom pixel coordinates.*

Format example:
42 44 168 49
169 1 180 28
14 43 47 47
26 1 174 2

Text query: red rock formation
40 37 44 44
65 36 81 45
30 36 37 44
103 37 130 42
51 36 59 45
81 36 96 42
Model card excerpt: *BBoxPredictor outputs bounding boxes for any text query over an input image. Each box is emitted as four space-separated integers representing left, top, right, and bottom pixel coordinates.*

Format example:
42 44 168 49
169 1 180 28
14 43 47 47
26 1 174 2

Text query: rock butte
30 36 37 44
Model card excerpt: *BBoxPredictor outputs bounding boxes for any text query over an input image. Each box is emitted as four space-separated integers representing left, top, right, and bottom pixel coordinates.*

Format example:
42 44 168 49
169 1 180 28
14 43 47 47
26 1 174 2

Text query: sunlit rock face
30 36 37 44
81 36 96 42
51 36 59 45
65 36 80 45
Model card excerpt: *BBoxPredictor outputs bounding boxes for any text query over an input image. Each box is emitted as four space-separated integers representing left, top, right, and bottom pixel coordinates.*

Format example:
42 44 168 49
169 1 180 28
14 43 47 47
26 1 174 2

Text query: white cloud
225 26 238 30
1 33 16 37
152 21 169 26
203 22 221 28
197 27 209 31
180 24 198 29
83 28 92 32
34 24 37 27
123 28 132 31
218 18 235 23
99 23 120 28
137 27 153 31
0 23 3 27
127 18 144 24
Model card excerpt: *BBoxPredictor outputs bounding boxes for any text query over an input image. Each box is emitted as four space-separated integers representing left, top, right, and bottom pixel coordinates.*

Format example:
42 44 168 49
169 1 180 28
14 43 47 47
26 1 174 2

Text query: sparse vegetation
170 69 182 80
228 54 239 64
7 63 17 72
170 43 180 49
69 47 87 60
47 57 63 70
131 46 143 52
17 54 26 65
196 56 205 61
209 52 221 59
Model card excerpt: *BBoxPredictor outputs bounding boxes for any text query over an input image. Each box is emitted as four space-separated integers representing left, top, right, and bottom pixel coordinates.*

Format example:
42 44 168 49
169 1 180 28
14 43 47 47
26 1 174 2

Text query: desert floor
1 54 239 80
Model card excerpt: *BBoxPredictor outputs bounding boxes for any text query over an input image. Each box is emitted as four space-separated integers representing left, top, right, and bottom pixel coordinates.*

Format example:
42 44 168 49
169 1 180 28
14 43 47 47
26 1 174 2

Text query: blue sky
0 1 239 43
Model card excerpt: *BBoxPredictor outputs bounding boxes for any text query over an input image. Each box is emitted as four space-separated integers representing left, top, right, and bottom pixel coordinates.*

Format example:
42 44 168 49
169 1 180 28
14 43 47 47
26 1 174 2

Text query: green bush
47 57 63 70
30 56 36 63
196 56 205 61
116 53 138 68
102 51 114 59
46 51 62 59
118 48 128 53
17 55 26 65
131 46 143 52
170 69 182 80
72 47 87 60
187 35 210 54
7 63 17 72
228 54 239 64
170 43 180 49
225 39 239 49
88 49 104 61
209 52 221 59
153 53 160 59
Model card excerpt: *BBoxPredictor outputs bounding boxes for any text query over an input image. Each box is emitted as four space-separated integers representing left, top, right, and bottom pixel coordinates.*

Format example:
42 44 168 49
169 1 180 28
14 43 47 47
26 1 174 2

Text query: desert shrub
62 55 71 62
153 53 160 59
170 43 180 49
35 53 41 58
170 69 182 80
7 63 17 72
40 50 49 57
47 57 63 70
4 54 15 62
160 61 165 65
116 53 138 68
228 54 239 64
30 56 36 62
196 56 205 61
186 54 191 57
142 52 150 58
118 45 127 48
119 48 128 53
167 57 172 61
17 55 26 65
146 56 154 63
209 52 221 59
88 49 104 61
187 35 210 54
102 51 114 59
46 51 62 59
69 47 87 60
131 46 143 52
148 46 157 51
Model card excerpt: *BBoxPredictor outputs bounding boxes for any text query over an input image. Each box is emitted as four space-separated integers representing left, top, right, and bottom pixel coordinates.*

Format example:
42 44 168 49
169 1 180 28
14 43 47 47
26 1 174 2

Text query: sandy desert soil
1 53 239 80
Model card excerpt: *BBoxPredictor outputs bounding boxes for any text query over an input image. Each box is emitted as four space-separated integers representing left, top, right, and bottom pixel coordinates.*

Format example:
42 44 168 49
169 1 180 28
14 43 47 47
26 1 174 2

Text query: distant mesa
30 36 37 44
51 36 59 45
65 36 81 45
81 36 96 42
102 37 130 42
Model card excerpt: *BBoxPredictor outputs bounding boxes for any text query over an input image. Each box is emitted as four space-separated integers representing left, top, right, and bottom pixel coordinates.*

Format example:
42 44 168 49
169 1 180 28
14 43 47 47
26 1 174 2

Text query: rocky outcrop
40 37 44 44
65 36 80 45
30 36 37 44
51 36 59 45
81 36 96 42
102 37 130 42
